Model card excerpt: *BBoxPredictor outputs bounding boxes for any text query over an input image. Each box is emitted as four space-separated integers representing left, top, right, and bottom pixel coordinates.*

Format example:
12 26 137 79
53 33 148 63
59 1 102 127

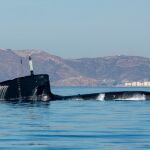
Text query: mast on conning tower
28 56 34 76
20 58 23 77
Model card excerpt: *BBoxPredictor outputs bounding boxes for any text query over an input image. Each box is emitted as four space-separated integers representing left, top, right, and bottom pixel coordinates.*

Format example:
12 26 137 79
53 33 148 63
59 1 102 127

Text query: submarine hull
1 73 150 101
51 91 150 101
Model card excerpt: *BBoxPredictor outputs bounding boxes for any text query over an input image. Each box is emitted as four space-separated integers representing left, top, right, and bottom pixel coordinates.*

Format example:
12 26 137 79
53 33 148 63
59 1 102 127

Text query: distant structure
125 81 150 87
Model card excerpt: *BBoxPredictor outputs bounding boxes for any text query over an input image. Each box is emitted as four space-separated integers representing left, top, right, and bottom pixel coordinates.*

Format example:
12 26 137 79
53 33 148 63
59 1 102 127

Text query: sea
0 87 150 150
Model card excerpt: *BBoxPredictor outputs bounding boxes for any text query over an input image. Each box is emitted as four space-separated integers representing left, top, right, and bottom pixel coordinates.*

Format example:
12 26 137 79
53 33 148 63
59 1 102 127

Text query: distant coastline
0 48 150 87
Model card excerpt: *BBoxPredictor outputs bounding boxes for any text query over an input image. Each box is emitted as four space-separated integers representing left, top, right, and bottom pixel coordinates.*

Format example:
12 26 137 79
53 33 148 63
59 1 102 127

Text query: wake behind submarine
0 56 150 102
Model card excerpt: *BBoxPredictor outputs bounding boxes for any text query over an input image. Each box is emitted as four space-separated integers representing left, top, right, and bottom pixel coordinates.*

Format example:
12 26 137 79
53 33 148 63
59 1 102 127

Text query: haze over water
0 87 150 150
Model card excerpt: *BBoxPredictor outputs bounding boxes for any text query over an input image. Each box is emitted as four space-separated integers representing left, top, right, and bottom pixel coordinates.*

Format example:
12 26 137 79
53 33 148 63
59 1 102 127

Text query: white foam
96 94 105 101
116 94 146 101
74 97 84 101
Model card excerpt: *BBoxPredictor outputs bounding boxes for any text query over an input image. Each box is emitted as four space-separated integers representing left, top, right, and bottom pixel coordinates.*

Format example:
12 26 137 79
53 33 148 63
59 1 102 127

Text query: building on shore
124 81 150 87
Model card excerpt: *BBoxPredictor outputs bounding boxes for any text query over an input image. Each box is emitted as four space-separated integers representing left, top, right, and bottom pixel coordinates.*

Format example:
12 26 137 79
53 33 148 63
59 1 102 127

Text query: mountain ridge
0 49 150 86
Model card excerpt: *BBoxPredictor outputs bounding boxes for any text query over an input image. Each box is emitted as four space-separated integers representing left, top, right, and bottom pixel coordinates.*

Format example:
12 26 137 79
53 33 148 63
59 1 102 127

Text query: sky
0 0 150 58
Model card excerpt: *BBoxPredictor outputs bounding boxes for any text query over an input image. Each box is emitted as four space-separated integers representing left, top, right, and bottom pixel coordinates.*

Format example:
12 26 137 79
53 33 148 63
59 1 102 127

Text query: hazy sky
0 0 150 58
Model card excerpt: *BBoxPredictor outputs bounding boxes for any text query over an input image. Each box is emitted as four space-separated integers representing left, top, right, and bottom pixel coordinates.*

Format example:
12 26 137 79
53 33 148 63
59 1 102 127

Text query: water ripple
0 87 150 149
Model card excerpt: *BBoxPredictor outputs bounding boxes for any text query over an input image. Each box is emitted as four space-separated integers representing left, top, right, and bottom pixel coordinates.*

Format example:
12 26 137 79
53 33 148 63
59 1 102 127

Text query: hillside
0 49 150 86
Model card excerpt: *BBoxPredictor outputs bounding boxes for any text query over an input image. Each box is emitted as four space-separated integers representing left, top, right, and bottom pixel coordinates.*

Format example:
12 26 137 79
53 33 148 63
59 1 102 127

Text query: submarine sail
0 56 51 101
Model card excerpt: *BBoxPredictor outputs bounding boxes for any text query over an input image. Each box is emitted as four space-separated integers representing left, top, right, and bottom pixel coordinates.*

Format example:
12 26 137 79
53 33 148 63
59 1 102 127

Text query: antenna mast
19 57 23 77
29 56 34 76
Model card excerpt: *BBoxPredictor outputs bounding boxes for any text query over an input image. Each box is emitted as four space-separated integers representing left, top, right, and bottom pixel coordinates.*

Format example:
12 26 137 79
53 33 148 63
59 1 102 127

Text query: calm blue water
0 87 150 150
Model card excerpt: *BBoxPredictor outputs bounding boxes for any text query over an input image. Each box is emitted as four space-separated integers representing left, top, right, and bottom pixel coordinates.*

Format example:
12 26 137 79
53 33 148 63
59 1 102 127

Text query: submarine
0 56 150 101
0 56 52 102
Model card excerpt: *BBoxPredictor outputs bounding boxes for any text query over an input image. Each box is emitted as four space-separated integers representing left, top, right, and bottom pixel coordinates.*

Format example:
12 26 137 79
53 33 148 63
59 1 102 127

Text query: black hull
58 91 150 101
1 74 150 101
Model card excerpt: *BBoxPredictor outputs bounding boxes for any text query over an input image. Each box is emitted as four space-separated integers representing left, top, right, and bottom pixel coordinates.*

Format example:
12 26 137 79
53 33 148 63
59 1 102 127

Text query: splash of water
96 94 105 101
116 94 146 101
73 97 84 101
96 93 146 101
